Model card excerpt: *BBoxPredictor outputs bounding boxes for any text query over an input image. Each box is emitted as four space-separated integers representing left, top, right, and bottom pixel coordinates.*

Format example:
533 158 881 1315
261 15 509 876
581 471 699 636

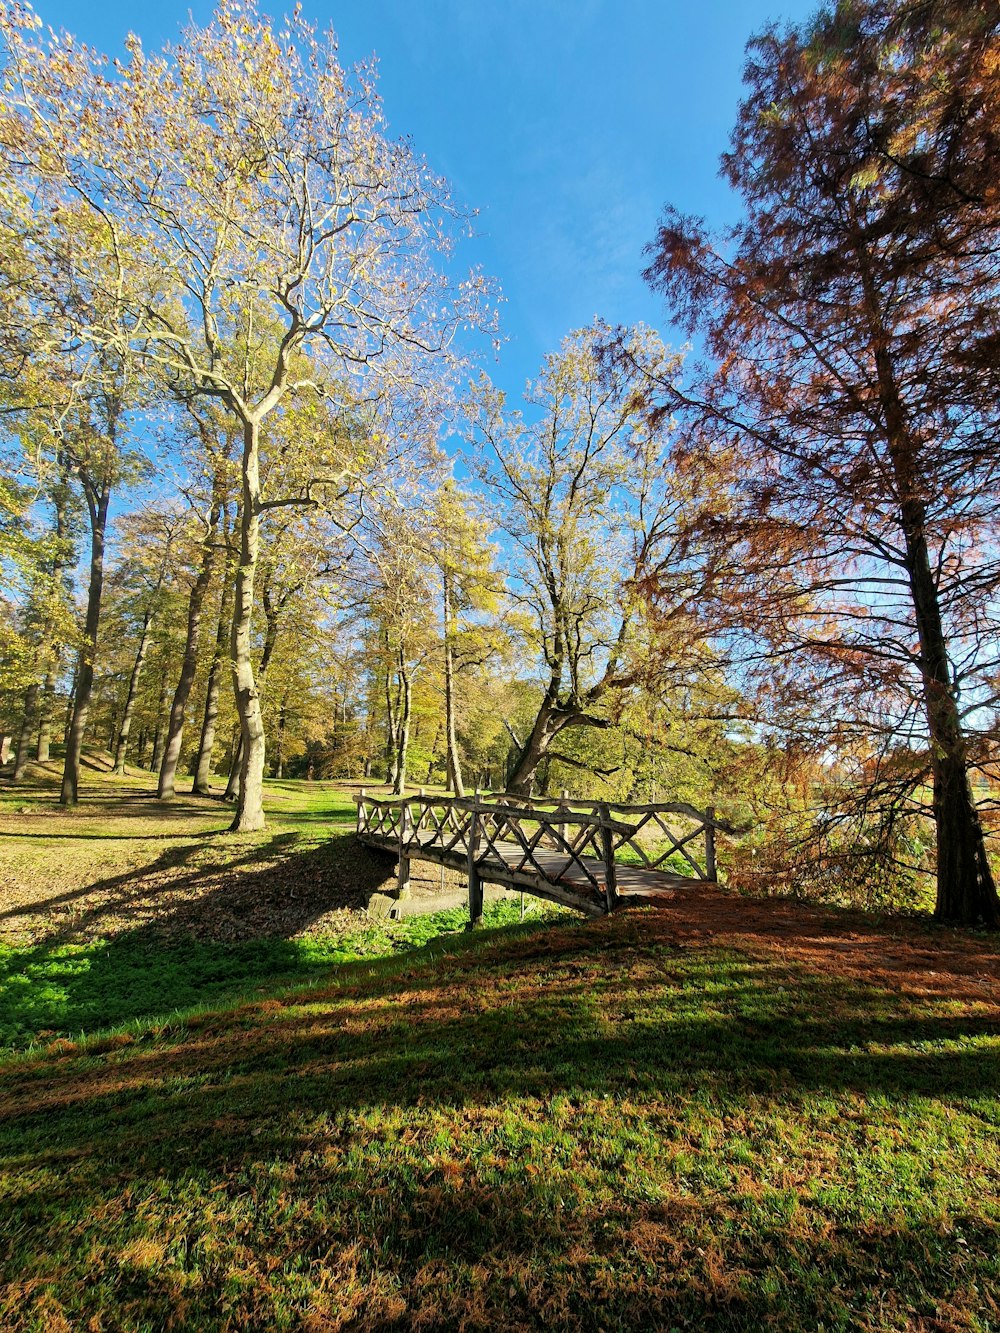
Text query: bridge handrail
355 788 735 885
355 787 738 828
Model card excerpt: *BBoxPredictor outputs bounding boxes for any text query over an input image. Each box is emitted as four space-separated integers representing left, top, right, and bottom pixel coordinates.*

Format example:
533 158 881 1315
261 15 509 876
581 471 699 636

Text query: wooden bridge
356 790 736 923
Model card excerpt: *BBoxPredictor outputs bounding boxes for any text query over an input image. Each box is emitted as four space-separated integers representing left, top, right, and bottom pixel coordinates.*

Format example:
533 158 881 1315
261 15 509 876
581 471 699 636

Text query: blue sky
38 0 818 402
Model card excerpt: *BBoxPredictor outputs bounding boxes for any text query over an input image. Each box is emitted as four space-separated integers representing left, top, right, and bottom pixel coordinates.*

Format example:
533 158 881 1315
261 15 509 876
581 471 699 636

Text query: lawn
0 760 556 1051
1 761 999 1330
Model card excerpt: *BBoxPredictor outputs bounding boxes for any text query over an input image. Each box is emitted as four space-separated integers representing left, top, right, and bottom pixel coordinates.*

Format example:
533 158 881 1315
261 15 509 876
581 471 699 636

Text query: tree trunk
113 610 154 775
273 692 288 779
384 652 401 786
505 693 564 797
192 547 233 795
61 481 111 806
150 662 172 775
36 673 55 762
392 652 411 796
230 418 266 831
224 731 242 800
443 572 465 797
35 457 70 770
12 683 39 782
859 243 1000 926
901 500 1000 925
158 493 224 798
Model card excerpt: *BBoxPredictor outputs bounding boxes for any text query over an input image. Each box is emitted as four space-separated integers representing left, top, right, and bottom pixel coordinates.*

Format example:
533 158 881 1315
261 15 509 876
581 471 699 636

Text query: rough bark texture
192 549 233 795
230 419 266 831
158 491 224 798
903 507 999 925
224 732 242 801
443 572 465 797
112 610 153 775
60 481 111 807
12 684 39 782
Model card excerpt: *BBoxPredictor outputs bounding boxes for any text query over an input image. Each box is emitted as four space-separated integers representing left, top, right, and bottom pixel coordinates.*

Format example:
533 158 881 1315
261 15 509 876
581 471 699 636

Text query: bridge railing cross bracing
356 789 737 923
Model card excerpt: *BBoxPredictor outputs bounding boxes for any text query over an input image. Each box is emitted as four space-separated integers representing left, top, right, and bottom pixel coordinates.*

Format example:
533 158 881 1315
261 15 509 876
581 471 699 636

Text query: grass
0 760 560 1050
1 913 998 1331
0 898 552 1053
1 760 999 1329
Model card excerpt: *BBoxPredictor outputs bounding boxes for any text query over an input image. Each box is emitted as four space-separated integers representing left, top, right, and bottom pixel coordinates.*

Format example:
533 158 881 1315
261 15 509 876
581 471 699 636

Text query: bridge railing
356 789 737 905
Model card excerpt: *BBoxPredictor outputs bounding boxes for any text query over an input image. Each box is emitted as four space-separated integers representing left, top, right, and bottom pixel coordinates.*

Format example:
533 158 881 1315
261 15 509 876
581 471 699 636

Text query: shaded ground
1 911 998 1331
2 756 998 1008
2 758 1000 1328
0 761 549 1048
0 759 437 946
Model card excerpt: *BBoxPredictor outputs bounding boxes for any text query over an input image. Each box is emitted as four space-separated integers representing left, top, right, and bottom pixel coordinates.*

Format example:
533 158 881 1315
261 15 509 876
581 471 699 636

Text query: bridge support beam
468 865 484 928
599 802 619 913
467 802 484 928
396 854 411 901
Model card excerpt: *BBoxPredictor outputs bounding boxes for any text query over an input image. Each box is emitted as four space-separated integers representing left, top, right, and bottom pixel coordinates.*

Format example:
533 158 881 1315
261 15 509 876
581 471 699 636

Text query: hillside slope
2 902 999 1332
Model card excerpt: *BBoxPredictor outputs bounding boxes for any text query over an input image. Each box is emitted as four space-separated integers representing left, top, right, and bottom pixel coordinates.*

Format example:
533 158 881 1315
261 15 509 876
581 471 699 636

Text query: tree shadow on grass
1 825 395 939
0 820 402 1044
0 922 998 1331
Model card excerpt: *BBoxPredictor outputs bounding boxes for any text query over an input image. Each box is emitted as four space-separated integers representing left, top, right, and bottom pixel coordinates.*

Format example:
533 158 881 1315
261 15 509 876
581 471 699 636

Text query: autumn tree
474 322 709 797
0 2 490 830
0 446 76 779
358 509 438 795
105 506 183 775
0 57 152 804
156 407 236 799
642 0 1000 925
423 480 499 796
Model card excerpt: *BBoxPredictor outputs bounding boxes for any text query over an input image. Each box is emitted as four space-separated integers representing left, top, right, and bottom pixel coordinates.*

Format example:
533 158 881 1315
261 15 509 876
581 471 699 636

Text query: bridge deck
356 791 733 921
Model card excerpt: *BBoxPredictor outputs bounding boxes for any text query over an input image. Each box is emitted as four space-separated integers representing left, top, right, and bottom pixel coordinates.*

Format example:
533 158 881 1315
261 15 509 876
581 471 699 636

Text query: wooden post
705 806 717 882
397 853 411 900
557 788 569 848
357 787 367 834
398 800 412 899
467 799 484 928
599 801 618 913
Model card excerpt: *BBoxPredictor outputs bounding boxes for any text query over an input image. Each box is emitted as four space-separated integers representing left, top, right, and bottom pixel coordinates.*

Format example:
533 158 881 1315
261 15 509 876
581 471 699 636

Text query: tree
1 451 76 779
424 480 499 796
157 408 235 798
359 510 437 795
642 0 1000 925
107 506 181 775
0 1 491 830
474 322 707 797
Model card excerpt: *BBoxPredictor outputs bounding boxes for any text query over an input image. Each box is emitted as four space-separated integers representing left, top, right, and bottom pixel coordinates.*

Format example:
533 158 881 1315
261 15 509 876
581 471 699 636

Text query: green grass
2 764 999 1329
0 764 564 1051
1 912 999 1331
0 898 553 1052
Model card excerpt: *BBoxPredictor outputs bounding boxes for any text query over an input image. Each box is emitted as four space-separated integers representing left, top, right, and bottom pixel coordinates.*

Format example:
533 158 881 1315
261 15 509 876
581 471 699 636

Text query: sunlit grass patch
0 912 998 1331
0 897 565 1053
